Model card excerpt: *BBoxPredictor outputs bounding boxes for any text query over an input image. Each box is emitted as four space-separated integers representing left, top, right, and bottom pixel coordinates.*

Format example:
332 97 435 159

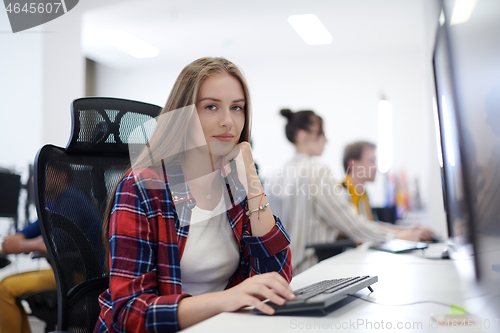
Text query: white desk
184 245 499 332
0 253 51 281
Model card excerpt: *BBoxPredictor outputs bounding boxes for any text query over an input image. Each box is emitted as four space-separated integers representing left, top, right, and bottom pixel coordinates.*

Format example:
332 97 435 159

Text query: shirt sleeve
18 220 41 239
312 165 396 243
243 214 292 279
107 174 190 333
224 162 293 284
227 212 293 287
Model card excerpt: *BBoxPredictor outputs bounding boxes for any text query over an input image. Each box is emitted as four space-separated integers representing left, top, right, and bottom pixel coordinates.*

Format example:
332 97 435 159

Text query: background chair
34 97 161 333
372 206 397 224
0 171 18 269
306 239 357 262
15 250 58 333
0 168 57 331
306 207 397 262
17 288 58 332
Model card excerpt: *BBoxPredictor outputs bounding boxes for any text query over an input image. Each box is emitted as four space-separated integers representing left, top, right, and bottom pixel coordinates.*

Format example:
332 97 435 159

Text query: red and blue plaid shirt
94 160 292 333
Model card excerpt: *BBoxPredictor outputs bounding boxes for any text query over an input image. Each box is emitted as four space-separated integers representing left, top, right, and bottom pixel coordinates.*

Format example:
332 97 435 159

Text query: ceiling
83 0 426 69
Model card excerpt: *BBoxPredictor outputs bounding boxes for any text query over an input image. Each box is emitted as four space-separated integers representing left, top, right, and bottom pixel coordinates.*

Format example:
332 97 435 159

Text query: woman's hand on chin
218 272 295 315
220 142 257 191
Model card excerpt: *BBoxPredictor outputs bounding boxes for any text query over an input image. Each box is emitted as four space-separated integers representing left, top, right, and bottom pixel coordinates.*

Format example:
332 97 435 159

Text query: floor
28 317 46 333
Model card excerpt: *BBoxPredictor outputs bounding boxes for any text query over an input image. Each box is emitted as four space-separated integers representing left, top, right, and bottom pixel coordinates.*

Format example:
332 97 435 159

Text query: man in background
0 163 102 333
342 141 377 220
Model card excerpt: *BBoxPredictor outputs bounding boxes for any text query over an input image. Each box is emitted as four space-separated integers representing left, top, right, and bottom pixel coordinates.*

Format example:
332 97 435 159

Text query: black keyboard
254 275 378 315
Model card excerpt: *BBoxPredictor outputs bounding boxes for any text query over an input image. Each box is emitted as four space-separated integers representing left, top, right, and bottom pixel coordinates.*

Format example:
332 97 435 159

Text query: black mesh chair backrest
34 97 161 333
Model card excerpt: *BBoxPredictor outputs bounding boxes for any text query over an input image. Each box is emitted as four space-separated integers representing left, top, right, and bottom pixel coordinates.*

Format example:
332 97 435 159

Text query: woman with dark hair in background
267 109 433 274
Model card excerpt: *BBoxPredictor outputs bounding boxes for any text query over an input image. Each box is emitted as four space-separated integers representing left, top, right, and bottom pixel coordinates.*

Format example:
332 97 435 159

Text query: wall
0 0 124 172
0 0 448 237
94 49 435 209
0 13 43 172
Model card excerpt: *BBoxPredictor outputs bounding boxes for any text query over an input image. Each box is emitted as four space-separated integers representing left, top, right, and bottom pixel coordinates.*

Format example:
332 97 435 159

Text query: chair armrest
16 289 57 308
31 251 49 260
0 253 11 269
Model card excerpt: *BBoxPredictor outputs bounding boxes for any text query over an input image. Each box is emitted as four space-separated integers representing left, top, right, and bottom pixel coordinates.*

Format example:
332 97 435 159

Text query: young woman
267 109 434 274
94 58 293 333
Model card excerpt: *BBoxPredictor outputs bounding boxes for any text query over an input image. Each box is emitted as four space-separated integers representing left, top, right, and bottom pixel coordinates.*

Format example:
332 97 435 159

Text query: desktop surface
183 246 493 333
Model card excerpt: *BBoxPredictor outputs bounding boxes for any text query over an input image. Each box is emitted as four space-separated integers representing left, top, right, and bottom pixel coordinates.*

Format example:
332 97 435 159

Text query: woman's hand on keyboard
220 272 295 315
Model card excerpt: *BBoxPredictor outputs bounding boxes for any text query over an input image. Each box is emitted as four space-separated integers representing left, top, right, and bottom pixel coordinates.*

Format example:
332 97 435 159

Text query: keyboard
254 275 378 315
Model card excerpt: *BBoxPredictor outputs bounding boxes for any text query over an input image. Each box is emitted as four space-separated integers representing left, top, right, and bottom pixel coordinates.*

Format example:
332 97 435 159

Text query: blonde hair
103 57 252 262
131 57 252 169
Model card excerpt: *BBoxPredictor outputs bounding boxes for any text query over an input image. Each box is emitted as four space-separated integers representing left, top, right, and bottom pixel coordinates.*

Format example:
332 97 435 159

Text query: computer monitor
432 7 474 260
0 172 21 219
25 164 35 206
433 0 500 313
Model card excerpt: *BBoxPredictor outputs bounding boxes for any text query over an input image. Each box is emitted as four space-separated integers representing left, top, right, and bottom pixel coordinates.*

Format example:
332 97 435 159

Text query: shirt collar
160 159 195 208
160 159 247 210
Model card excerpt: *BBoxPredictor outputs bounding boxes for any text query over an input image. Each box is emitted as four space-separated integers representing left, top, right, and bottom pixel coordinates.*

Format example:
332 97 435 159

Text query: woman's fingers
221 145 241 177
251 284 287 306
221 272 294 315
260 273 295 299
241 283 286 315
265 272 294 291
245 274 294 310
250 297 275 315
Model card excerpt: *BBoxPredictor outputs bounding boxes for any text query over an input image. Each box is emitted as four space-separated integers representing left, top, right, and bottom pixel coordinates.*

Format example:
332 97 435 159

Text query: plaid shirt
94 160 292 333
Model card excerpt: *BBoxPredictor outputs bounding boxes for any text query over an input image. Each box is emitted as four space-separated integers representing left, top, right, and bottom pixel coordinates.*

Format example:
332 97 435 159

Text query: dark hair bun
280 109 293 120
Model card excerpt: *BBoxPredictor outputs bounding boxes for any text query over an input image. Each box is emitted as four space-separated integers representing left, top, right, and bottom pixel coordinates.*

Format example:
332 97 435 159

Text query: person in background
0 163 102 333
267 109 434 274
342 141 377 220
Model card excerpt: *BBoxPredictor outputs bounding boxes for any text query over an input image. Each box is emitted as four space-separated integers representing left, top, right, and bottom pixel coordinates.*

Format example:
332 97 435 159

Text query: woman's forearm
245 172 276 237
177 272 294 329
177 291 224 329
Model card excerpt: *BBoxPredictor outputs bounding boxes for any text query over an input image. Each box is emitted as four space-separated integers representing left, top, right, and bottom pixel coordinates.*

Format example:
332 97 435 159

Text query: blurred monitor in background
0 172 21 221
433 0 500 316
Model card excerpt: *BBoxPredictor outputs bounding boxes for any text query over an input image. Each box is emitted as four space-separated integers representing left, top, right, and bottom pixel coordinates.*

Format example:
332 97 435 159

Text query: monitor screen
434 0 500 311
433 17 473 258
444 0 500 292
0 172 21 218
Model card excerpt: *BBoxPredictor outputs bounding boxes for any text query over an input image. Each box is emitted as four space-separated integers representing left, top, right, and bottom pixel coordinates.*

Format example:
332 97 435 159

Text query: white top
266 153 396 274
180 193 240 296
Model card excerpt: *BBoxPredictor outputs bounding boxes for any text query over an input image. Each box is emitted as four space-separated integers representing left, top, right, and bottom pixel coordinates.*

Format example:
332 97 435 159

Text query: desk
0 252 51 281
184 245 499 332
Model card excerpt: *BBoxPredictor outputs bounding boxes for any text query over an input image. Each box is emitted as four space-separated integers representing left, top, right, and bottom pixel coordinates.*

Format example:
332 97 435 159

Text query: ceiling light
450 0 478 25
439 10 445 26
107 31 159 58
377 99 393 174
288 14 332 45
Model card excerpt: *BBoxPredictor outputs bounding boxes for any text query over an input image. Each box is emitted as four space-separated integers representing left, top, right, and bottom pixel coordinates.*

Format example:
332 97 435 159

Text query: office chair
34 97 161 333
306 239 357 262
0 168 57 331
372 206 397 224
306 207 398 262
17 288 58 332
